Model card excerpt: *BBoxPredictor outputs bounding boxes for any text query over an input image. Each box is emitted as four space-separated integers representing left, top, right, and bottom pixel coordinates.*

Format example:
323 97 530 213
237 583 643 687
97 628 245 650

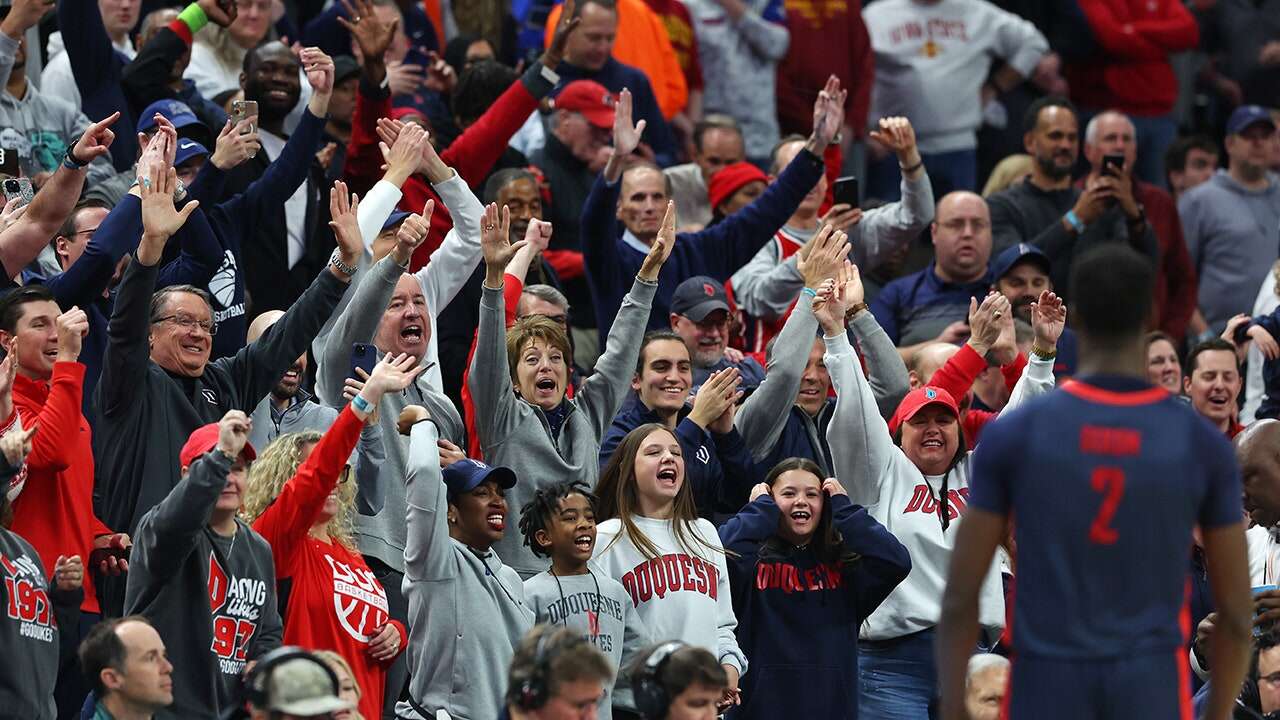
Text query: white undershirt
258 130 307 269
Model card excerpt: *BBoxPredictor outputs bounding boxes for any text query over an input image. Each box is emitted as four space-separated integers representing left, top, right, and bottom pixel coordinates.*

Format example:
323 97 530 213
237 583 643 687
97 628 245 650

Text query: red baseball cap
553 80 617 129
888 386 960 436
708 162 768 212
180 423 257 469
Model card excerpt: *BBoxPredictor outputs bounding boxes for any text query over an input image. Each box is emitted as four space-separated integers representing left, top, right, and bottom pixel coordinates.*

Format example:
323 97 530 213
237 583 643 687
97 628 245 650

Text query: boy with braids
521 480 649 718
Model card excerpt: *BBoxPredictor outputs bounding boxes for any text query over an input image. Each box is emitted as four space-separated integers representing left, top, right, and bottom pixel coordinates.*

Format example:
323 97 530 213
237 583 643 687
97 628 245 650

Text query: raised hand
298 46 335 95
391 199 433 266
437 439 466 467
55 307 89 363
423 50 457 93
796 224 850 289
690 368 743 430
135 116 175 185
397 405 431 435
822 477 848 497
819 203 862 234
376 117 448 181
868 116 921 167
524 218 553 254
0 420 35 468
809 76 847 150
966 293 1006 356
749 482 770 502
381 121 427 185
0 0 55 36
139 166 200 265
0 197 28 234
385 60 425 96
196 0 237 26
1029 290 1067 351
326 180 363 265
1249 325 1280 361
481 203 526 284
0 348 15 423
815 262 855 336
338 0 398 62
612 88 647 158
359 352 427 402
540 0 580 68
215 410 252 459
988 294 1018 366
211 117 262 170
72 111 121 166
637 201 676 281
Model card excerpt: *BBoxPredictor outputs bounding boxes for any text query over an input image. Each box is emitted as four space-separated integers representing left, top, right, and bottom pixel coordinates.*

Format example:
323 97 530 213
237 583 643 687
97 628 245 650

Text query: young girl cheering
520 480 649 718
592 424 747 715
719 458 910 719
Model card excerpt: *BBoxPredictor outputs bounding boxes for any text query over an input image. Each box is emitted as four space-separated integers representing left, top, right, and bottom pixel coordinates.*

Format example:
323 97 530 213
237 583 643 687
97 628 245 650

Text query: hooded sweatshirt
471 278 658 579
399 420 534 720
824 330 1053 641
719 494 911 719
524 570 651 718
124 450 283 720
591 516 748 679
0 526 60 719
247 389 339 451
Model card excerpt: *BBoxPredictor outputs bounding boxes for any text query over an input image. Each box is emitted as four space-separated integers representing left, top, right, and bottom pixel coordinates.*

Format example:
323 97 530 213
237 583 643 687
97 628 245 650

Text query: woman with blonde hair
313 649 365 720
591 423 747 716
243 353 424 720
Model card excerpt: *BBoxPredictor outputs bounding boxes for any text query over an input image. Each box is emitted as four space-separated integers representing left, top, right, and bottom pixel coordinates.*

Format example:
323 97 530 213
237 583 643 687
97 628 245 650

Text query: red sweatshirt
1138 181 1197 344
344 74 544 270
775 0 874 137
925 344 1027 447
9 362 111 614
1068 0 1198 116
251 407 406 720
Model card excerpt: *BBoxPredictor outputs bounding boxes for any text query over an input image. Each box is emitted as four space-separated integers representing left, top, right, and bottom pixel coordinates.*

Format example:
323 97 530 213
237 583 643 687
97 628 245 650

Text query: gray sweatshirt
247 389 338 450
0 528 58 719
1178 169 1280 332
524 570 651 717
471 278 658 578
124 450 283 720
729 169 936 320
314 253 465 573
399 420 534 720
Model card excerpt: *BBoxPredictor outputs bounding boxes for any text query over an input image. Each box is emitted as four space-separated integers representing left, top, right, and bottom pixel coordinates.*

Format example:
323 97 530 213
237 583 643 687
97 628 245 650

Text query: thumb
177 200 201 223
422 198 434 218
634 119 647 136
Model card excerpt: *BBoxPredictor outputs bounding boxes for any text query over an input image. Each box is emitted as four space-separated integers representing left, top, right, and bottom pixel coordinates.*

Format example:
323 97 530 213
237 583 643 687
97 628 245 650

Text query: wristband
352 394 373 414
899 160 923 174
801 287 818 299
1031 344 1058 360
62 138 88 170
845 301 869 320
178 3 209 34
1064 209 1085 234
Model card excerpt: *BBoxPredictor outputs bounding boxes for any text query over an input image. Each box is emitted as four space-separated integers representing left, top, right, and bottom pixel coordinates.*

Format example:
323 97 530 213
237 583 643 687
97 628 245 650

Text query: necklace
549 566 602 629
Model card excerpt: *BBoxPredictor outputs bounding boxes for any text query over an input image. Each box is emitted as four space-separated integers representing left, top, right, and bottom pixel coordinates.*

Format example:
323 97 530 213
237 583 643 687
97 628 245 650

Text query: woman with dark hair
592 423 746 714
1145 330 1183 395
718 457 910 719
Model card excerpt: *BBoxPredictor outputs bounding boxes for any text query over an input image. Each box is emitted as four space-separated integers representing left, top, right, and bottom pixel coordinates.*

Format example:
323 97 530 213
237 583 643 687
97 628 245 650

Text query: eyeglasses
152 314 217 336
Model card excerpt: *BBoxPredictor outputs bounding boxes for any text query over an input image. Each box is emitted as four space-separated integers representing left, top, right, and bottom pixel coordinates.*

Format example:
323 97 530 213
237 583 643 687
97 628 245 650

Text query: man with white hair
965 654 1009 720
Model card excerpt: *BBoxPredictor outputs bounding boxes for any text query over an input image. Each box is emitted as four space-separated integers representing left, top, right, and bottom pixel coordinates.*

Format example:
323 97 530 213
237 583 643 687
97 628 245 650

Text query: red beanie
707 162 768 213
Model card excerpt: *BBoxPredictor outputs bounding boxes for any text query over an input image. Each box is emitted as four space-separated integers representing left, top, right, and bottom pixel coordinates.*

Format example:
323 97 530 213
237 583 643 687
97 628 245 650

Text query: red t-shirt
252 407 406 720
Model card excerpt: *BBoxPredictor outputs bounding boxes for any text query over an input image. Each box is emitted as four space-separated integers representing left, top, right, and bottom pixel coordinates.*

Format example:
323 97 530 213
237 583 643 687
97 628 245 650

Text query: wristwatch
62 136 89 170
329 251 357 277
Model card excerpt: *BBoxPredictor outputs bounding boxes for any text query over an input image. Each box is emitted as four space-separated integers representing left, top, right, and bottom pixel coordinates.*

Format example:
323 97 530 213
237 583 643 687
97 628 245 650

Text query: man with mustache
988 243 1076 378
987 95 1158 302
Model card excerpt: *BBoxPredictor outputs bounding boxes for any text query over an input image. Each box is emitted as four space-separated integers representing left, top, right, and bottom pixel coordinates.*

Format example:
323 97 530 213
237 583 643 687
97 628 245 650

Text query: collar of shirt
621 229 651 255
925 262 992 293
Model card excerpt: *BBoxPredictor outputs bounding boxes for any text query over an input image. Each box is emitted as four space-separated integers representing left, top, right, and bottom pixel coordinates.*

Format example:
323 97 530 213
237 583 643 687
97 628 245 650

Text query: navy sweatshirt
719 494 910 720
54 0 136 170
599 403 760 519
1237 310 1280 421
551 57 677 167
580 146 825 346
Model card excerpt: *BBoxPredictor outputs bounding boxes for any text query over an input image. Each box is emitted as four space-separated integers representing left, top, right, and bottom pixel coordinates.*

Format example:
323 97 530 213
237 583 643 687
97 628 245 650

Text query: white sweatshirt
592 516 748 676
824 330 1055 641
864 0 1047 153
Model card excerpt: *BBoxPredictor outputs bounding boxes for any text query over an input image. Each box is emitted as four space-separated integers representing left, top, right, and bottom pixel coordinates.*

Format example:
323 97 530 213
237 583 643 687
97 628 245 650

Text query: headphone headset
516 631 555 710
632 641 686 720
242 646 339 713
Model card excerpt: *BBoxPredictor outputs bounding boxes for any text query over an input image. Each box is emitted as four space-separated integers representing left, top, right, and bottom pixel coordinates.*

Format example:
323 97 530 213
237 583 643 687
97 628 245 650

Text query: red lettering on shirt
754 561 845 592
621 554 720 606
903 485 929 513
1080 425 1143 456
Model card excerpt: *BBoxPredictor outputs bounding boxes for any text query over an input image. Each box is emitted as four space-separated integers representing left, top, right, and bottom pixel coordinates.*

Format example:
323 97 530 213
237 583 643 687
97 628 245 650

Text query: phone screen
0 147 17 178
833 175 859 208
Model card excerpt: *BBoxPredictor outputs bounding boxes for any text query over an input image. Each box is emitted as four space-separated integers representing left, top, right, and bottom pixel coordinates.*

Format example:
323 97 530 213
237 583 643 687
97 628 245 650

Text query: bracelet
62 141 88 170
1064 209 1085 234
1031 344 1058 360
801 287 818 299
899 160 923 174
177 2 209 33
329 251 357 277
352 394 373 414
845 301 869 320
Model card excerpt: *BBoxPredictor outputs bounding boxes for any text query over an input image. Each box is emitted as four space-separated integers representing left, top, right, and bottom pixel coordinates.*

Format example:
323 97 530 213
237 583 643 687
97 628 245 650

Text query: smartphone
0 147 17 178
1102 154 1125 176
351 343 378 381
231 99 258 135
1255 584 1278 637
2 177 33 208
832 175 859 208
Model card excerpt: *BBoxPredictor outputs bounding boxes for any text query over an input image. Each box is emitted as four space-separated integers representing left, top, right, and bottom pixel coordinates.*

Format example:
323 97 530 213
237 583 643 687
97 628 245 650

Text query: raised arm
855 117 933 272
13 310 89 472
825 481 911 614
1001 291 1065 415
848 306 912 420
400 408 455 582
122 0 238 111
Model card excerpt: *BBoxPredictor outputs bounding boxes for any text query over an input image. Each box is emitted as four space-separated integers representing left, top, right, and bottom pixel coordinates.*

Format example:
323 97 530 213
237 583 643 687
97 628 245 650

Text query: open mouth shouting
656 466 679 490
400 323 424 345
573 532 594 553
486 511 506 532
789 508 812 526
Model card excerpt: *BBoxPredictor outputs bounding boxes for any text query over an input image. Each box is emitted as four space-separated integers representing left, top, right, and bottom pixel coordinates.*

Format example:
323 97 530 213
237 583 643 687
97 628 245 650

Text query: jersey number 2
1089 467 1125 545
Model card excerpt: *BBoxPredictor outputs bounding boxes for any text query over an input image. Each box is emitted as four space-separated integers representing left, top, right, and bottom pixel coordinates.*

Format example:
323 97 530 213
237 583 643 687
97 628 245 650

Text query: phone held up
1101 154 1125 177
833 175 859 208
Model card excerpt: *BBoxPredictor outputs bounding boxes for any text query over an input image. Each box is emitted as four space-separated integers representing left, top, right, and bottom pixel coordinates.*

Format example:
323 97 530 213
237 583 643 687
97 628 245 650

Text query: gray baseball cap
266 657 354 715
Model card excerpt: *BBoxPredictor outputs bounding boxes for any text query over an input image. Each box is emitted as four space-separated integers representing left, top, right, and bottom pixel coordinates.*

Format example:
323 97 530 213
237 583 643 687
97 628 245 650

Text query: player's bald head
1238 420 1280 527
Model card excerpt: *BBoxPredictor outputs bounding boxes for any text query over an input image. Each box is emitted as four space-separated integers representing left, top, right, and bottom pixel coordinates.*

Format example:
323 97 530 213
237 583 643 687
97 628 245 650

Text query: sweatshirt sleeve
403 419 456 582
132 450 231 585
580 175 625 311
1129 1 1199 51
121 25 193 112
315 254 406 407
735 5 790 61
43 194 141 310
728 242 802 320
735 293 818 463
470 285 528 454
999 353 1056 418
97 259 158 418
928 343 988 406
709 427 760 512
251 407 363 577
825 330 896 508
16 362 85 473
718 495 782 548
1075 0 1177 59
156 206 221 290
988 3 1049 75
849 310 911 420
850 169 935 274
574 277 659 439
438 62 548 185
412 172 484 319
828 493 911 619
708 522 747 677
341 81 393 195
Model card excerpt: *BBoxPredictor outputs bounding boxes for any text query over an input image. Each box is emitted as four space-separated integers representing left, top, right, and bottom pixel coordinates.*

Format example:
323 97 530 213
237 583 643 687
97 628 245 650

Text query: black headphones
516 631 555 710
632 641 686 720
242 646 339 713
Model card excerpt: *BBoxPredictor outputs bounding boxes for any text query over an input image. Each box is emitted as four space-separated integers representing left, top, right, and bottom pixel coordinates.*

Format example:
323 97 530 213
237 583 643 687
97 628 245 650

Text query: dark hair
518 480 599 558
484 167 539 205
0 285 56 334
1022 95 1078 135
626 643 726 699
79 616 154 696
635 330 687 374
1164 134 1219 176
242 40 297 74
1068 245 1154 344
55 198 111 250
506 625 612 707
452 59 518 128
692 114 742 153
443 33 483 74
760 458 861 565
1185 338 1238 376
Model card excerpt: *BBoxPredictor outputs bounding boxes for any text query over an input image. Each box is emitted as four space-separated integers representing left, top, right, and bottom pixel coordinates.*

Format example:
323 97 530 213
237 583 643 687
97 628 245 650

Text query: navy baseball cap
174 138 209 166
670 275 730 322
990 243 1050 282
333 55 360 84
137 99 202 133
381 210 412 233
442 458 517 497
1227 105 1277 136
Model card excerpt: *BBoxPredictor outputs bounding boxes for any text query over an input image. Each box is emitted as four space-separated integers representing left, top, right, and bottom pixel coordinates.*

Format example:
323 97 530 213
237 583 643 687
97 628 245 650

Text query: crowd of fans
0 0 1276 717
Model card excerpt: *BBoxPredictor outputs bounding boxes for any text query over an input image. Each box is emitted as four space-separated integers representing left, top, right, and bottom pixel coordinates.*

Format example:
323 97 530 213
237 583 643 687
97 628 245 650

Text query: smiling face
514 337 569 412
271 354 307 402
1185 349 1240 430
374 275 429 361
634 428 684 515
1146 338 1182 394
900 404 961 476
995 260 1050 323
149 291 214 377
228 0 273 48
633 339 692 417
796 338 831 417
0 299 61 381
670 310 729 368
537 492 598 567
1240 432 1280 528
109 621 173 711
771 469 823 546
617 167 668 242
242 43 302 121
450 479 508 549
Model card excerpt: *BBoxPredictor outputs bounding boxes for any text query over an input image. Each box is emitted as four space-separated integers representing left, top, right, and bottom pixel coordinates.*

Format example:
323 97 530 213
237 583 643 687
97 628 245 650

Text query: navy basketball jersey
968 375 1242 659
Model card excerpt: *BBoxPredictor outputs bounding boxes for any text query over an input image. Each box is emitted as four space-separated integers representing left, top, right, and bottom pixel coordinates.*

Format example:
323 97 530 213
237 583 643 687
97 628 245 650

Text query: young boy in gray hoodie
397 405 534 720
